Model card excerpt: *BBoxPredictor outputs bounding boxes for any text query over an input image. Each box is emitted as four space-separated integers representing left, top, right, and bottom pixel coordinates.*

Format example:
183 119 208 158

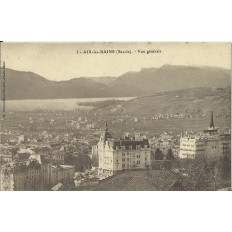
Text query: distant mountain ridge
86 76 117 85
3 69 111 99
2 65 230 100
107 65 230 96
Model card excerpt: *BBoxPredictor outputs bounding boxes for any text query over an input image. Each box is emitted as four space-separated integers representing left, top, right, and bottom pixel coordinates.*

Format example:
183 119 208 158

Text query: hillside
92 87 231 117
1 65 230 99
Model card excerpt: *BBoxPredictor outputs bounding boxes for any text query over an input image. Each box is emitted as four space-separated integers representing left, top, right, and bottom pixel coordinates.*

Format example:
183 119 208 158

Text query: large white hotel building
96 123 151 176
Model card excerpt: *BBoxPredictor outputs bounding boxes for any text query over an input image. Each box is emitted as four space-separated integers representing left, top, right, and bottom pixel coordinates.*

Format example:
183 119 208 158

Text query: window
116 146 119 150
127 158 129 161
144 145 148 149
121 146 125 150
137 155 140 159
122 153 125 156
122 164 125 168
129 146 132 150
136 145 141 150
122 158 125 162
137 161 140 165
145 157 147 161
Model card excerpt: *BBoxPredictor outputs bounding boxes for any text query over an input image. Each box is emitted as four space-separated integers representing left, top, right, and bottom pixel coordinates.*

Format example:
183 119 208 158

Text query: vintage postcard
0 42 231 191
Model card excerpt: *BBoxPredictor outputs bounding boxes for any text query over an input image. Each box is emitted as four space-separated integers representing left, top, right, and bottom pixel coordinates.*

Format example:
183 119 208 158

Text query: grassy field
91 170 175 191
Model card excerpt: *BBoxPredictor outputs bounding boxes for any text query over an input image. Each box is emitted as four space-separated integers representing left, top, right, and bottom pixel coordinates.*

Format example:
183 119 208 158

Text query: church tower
204 111 218 134
209 111 215 129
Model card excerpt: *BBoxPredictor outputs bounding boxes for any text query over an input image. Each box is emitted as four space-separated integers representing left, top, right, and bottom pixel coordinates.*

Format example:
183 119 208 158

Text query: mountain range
2 65 230 100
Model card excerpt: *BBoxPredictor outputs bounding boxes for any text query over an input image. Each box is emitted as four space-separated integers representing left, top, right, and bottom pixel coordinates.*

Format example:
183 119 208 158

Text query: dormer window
121 146 125 150
136 145 141 150
144 145 148 149
129 146 132 150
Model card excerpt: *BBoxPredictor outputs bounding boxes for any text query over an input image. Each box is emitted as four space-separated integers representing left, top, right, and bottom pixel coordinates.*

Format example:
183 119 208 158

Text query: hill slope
93 87 231 117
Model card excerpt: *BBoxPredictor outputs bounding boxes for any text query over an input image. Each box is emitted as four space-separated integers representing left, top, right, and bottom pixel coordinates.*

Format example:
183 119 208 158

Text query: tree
74 154 92 172
166 148 175 160
176 155 222 191
91 155 99 167
219 154 231 180
64 152 74 164
150 150 155 160
154 148 164 160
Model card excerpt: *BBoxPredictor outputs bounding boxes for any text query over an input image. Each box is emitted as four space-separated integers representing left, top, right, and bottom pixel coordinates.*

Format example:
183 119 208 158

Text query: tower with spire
99 121 112 143
209 111 215 129
204 111 218 134
105 122 108 132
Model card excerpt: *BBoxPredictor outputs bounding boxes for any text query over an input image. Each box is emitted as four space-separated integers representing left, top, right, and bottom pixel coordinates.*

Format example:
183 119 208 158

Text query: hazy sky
1 42 231 81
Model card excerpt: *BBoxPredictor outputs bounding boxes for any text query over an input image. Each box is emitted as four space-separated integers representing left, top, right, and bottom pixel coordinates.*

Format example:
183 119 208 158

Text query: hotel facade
97 124 151 176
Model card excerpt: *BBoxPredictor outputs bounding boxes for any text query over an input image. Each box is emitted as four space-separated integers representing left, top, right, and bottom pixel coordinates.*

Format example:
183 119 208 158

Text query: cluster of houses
0 127 100 190
151 111 207 120
66 120 96 131
26 115 99 132
0 148 75 191
110 112 206 124
150 132 180 158
1 112 231 190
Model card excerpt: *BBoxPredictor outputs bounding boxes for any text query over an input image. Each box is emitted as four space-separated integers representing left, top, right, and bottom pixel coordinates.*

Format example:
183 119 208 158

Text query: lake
3 97 135 111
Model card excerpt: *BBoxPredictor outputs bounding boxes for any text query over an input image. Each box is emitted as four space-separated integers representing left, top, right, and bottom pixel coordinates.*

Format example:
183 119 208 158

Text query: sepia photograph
0 42 231 191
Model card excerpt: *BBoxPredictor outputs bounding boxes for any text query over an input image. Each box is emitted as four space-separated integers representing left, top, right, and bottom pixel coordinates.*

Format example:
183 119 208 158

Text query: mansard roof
111 138 150 150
